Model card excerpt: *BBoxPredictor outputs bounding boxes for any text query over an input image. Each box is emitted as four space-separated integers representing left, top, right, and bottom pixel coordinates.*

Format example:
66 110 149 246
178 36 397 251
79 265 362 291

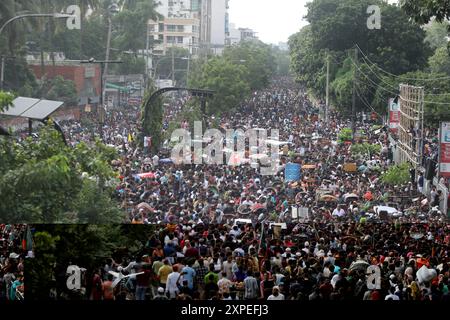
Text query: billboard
285 163 301 181
440 122 450 178
388 98 400 133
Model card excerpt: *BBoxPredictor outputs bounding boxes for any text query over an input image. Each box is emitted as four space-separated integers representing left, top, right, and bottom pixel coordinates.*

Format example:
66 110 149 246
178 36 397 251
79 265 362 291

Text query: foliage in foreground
0 124 122 223
381 163 411 186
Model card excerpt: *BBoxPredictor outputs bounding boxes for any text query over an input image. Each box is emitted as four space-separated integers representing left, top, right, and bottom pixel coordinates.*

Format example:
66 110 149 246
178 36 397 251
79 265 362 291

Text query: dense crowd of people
0 225 27 301
45 77 449 301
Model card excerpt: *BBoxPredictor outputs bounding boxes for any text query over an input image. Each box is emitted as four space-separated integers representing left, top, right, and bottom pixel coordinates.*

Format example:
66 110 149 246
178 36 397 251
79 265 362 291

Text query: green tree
141 80 164 153
372 70 450 124
272 46 291 76
305 0 429 74
351 142 381 158
290 0 431 103
189 57 251 115
381 163 411 186
26 231 60 300
112 53 146 75
223 40 275 90
424 21 450 50
112 0 161 52
400 0 450 25
40 75 78 106
0 124 122 223
27 224 158 299
429 47 450 75
0 91 14 112
289 25 327 96
154 47 190 85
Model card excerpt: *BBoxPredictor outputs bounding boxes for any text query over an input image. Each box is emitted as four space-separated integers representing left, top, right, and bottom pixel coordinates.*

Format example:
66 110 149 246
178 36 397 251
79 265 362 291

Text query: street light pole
0 13 73 91
0 57 5 91
102 3 120 106
80 59 122 139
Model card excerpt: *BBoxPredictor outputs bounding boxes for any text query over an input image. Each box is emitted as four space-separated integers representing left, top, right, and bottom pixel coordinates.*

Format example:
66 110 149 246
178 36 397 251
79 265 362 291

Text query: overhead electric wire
349 58 400 96
354 44 450 81
350 56 450 106
355 84 383 119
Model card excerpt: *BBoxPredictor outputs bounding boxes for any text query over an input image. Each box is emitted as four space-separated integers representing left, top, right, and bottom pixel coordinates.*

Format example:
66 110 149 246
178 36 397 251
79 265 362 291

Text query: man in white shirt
165 266 181 299
332 205 346 217
385 287 400 300
217 272 232 294
229 226 241 238
267 286 285 300
222 256 235 280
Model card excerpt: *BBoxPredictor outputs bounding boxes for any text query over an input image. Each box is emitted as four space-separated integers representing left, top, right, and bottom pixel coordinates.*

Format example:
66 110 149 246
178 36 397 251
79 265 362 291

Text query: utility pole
0 56 5 91
103 16 113 105
145 23 150 90
80 59 122 140
352 47 358 138
186 55 191 86
187 38 192 86
0 56 16 91
325 53 330 123
171 44 175 85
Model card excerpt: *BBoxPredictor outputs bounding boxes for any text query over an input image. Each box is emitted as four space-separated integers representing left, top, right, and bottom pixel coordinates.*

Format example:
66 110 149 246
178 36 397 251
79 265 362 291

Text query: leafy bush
381 163 411 186
338 128 353 143
351 143 381 157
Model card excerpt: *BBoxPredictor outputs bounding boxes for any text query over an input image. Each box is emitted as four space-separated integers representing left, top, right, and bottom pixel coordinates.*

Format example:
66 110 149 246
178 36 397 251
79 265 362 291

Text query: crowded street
35 77 449 301
1 0 450 307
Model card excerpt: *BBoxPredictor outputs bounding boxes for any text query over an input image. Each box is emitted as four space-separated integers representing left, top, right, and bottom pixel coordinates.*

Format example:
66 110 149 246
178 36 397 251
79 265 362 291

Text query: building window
148 24 155 32
167 25 176 32
167 36 176 43
158 34 164 41
169 0 174 6
159 23 164 32
177 25 184 32
177 36 184 44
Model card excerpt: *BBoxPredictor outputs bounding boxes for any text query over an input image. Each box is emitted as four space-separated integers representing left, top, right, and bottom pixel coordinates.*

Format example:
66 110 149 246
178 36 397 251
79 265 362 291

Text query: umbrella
264 187 277 195
364 191 374 201
137 172 155 179
109 271 144 288
137 202 153 212
265 139 289 146
344 193 359 202
209 186 219 196
249 154 268 160
410 232 424 240
319 195 338 202
358 165 368 172
349 260 370 271
238 204 252 215
159 158 173 164
252 203 265 212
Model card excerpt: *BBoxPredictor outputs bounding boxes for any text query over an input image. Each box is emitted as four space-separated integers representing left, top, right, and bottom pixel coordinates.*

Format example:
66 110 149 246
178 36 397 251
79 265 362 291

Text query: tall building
226 23 240 45
238 28 258 41
148 0 201 55
148 0 229 56
197 0 229 54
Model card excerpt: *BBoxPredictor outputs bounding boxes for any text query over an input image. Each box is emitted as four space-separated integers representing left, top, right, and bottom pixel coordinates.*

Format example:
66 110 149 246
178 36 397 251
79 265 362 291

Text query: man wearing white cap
267 286 284 300
153 287 169 300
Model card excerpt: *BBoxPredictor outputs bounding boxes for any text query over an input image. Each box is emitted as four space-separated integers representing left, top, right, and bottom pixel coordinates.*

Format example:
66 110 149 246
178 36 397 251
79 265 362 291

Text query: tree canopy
223 40 276 90
289 0 438 121
189 57 250 115
0 124 123 223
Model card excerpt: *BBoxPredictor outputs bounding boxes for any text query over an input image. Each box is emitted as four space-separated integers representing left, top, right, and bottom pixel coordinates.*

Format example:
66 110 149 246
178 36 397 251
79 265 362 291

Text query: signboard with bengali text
388 98 400 133
440 122 450 177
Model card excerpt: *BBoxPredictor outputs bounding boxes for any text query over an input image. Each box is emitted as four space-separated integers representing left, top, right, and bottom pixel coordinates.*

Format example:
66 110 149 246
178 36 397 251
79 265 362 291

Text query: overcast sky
228 0 309 44
227 0 399 45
